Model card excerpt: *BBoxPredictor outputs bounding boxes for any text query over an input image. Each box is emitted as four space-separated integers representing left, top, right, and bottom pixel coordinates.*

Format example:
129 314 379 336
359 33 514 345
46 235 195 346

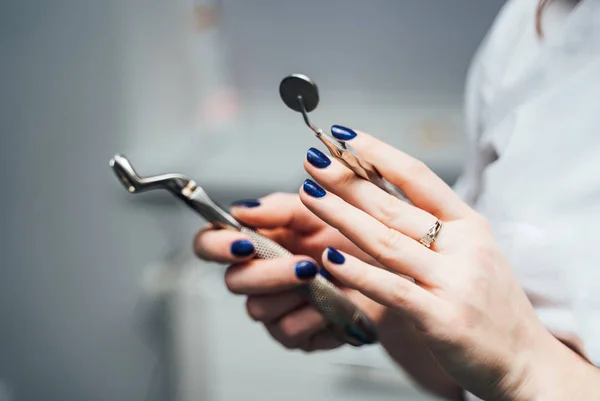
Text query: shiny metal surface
279 74 320 113
239 227 376 347
280 74 407 201
110 154 242 230
418 220 443 248
109 155 378 346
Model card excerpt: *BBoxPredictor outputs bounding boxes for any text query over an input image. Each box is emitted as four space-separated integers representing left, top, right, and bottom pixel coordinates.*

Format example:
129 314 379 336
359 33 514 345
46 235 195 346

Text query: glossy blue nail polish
327 247 345 264
295 260 318 279
303 179 326 198
345 325 374 345
319 267 332 280
331 125 357 141
230 240 255 257
231 199 261 208
306 147 331 168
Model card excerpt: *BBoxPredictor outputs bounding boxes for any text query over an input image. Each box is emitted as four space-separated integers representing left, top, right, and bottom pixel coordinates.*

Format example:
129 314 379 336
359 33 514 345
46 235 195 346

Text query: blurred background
0 1 505 400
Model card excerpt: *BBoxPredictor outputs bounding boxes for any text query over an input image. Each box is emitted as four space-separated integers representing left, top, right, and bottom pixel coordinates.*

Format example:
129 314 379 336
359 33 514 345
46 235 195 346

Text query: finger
266 305 328 349
330 126 472 220
299 179 439 285
233 193 386 266
230 192 322 233
321 247 440 325
304 148 442 246
264 225 385 268
245 291 307 323
224 257 319 295
193 225 256 263
299 331 344 352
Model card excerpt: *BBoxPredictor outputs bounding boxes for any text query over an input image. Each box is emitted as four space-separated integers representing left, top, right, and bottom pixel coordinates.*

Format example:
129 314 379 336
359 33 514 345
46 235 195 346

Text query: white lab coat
454 0 600 399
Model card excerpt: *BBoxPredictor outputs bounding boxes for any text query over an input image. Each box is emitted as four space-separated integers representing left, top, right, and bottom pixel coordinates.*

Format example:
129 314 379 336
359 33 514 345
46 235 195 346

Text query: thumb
230 192 322 233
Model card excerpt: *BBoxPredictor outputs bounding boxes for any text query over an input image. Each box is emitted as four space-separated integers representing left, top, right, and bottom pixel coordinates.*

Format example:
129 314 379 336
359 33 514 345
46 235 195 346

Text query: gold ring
419 220 442 248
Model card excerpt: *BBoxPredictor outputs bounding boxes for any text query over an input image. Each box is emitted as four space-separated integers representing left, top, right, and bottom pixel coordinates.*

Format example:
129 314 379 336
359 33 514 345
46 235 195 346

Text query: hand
299 128 560 401
193 192 387 351
194 192 464 399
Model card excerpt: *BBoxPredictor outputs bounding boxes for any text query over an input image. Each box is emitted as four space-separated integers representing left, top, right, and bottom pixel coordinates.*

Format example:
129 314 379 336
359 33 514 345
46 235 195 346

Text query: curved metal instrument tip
279 74 319 113
110 154 142 193
109 154 190 194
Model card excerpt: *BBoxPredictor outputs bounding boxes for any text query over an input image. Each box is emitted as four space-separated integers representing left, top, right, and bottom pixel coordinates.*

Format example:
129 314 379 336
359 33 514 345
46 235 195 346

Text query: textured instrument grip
240 227 378 346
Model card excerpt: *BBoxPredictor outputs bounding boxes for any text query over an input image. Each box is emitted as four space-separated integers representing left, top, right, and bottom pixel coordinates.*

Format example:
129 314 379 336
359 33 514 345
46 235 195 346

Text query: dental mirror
279 73 320 113
279 73 324 134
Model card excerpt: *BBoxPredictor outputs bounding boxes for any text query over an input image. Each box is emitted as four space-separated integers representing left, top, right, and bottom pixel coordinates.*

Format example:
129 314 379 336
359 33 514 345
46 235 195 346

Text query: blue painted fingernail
345 325 373 346
303 179 326 198
295 260 318 279
319 267 332 280
354 317 378 345
307 147 331 168
231 240 255 257
231 199 261 208
327 247 345 264
331 125 357 141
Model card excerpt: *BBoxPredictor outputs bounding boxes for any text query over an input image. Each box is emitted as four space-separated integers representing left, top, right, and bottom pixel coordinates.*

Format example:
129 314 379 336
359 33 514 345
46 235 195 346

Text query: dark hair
536 0 552 38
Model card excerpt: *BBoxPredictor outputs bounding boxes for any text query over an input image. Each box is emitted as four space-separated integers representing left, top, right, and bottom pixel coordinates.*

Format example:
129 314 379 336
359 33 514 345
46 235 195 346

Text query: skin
194 130 600 400
195 193 461 399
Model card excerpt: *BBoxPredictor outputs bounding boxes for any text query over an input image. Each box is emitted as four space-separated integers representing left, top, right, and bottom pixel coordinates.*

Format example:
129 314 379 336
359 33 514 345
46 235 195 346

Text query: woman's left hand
300 127 567 401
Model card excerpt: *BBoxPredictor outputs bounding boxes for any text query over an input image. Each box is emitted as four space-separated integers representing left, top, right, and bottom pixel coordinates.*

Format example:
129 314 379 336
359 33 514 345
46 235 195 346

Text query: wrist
512 328 594 401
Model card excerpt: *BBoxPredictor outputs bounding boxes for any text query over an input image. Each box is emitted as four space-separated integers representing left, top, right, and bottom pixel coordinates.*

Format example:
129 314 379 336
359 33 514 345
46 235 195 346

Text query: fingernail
331 125 357 141
231 199 261 208
345 324 374 346
306 147 331 168
319 267 332 280
303 179 326 198
327 247 345 264
295 260 318 279
354 318 378 345
230 240 255 257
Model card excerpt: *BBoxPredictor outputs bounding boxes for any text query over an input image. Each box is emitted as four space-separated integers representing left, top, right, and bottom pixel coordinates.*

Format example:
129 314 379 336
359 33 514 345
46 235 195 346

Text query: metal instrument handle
239 227 378 346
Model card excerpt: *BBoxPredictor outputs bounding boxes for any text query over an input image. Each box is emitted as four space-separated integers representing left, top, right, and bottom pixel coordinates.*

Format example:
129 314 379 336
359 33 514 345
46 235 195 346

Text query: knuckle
472 214 492 233
389 278 412 309
356 271 370 288
279 338 298 350
336 168 356 188
245 297 263 321
405 159 429 180
223 266 242 294
278 315 304 340
265 192 287 202
435 308 464 336
267 324 297 349
384 228 405 251
377 195 402 225
449 306 479 334
263 191 294 206
273 325 301 350
472 242 497 270
418 305 463 339
376 228 405 262
192 226 212 259
299 345 314 354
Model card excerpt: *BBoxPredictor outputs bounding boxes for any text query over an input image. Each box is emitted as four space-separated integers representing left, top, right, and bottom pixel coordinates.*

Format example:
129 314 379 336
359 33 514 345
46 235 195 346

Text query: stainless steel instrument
109 154 378 346
279 73 407 201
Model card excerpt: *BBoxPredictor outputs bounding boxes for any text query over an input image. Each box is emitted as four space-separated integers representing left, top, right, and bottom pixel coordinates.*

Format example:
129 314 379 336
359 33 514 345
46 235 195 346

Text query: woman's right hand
193 192 386 351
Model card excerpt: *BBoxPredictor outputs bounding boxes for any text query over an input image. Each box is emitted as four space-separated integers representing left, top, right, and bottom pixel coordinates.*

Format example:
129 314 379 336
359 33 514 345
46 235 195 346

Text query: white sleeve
452 20 493 206
473 55 600 366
